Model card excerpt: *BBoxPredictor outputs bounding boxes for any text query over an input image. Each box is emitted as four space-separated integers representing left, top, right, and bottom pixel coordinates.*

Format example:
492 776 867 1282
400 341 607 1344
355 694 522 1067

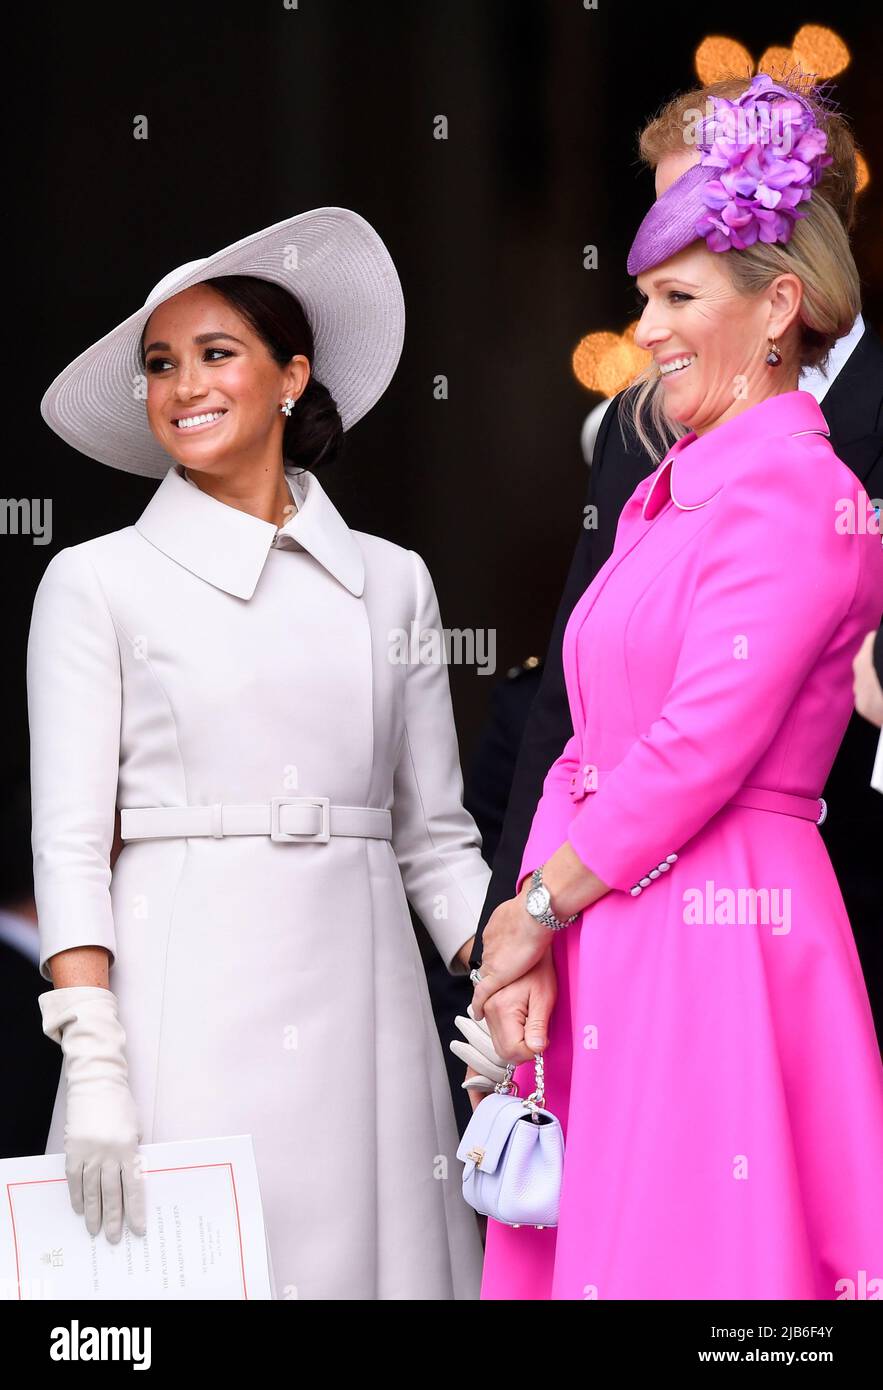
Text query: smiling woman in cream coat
28 209 488 1300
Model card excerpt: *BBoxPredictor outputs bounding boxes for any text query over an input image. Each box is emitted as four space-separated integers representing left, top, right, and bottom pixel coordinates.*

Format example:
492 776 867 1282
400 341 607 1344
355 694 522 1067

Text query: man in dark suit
468 78 883 1047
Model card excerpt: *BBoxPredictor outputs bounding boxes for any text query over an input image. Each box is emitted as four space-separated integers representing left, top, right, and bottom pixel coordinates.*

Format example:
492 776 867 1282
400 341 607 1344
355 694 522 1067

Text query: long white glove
38 986 147 1243
449 1003 514 1093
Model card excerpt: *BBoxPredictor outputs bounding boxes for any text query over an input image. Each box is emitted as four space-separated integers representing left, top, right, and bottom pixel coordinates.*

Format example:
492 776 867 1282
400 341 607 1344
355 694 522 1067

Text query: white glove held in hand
38 986 147 1243
450 1003 513 1093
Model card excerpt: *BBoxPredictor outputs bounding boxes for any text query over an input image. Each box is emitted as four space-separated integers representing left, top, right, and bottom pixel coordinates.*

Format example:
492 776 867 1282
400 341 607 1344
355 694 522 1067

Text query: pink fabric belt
569 767 827 825
727 786 827 824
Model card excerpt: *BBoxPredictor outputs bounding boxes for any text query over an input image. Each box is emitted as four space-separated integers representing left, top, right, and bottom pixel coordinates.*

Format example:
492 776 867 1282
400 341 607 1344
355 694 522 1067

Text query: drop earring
765 339 782 367
280 397 295 416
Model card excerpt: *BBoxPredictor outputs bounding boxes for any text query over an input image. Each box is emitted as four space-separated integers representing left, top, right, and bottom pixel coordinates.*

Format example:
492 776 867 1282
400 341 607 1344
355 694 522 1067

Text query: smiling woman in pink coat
472 76 883 1300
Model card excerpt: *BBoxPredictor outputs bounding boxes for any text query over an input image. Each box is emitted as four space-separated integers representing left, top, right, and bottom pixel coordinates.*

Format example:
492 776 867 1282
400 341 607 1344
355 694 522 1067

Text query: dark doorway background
6 0 882 771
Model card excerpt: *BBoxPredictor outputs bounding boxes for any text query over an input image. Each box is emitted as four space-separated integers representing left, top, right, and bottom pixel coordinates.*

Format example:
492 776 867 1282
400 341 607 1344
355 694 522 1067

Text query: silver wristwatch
524 864 579 931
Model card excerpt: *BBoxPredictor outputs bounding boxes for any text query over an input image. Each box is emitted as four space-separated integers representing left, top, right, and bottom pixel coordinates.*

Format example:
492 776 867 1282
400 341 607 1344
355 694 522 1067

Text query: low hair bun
283 374 345 474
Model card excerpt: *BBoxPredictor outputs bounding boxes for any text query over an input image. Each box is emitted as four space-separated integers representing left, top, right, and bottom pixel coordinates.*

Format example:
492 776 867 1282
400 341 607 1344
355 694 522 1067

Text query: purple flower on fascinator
625 74 839 276
692 73 833 253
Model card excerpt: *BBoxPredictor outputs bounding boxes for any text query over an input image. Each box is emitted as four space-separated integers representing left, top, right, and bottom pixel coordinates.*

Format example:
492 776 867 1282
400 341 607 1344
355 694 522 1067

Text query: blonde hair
620 78 863 462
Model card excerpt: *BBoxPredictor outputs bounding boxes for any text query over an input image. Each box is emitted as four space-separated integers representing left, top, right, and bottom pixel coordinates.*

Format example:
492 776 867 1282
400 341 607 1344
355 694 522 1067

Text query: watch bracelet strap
531 864 579 929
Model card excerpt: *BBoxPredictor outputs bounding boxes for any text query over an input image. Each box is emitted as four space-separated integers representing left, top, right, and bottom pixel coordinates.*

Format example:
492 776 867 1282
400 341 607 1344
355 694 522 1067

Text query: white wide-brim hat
40 207 406 478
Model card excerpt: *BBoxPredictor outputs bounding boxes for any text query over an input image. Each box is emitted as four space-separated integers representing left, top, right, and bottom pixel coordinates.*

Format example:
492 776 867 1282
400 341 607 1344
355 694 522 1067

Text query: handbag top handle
498 1052 547 1118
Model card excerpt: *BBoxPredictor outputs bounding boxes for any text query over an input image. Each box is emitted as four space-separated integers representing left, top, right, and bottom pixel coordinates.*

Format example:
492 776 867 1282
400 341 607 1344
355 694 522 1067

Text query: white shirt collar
798 312 866 404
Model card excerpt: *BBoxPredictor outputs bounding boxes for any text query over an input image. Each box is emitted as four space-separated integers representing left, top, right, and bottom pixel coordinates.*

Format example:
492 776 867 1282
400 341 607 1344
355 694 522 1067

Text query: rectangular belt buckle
269 796 331 843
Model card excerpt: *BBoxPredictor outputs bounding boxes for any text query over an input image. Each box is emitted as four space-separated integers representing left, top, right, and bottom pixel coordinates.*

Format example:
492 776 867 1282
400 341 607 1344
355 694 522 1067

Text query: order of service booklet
0 1134 275 1300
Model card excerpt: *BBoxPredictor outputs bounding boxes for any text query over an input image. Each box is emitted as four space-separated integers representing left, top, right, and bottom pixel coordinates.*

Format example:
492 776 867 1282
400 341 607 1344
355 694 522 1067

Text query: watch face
526 885 550 917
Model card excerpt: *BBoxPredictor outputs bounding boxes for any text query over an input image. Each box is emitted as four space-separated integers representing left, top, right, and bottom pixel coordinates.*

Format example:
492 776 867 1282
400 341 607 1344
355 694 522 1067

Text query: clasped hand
453 881 558 1092
462 848 608 1083
471 880 555 1023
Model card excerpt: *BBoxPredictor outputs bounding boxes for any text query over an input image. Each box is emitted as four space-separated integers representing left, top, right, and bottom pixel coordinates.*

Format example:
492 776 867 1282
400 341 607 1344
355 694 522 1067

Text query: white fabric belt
119 797 392 844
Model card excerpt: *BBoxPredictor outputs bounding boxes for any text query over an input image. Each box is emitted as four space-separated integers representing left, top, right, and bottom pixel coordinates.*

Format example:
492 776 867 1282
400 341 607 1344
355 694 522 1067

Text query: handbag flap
456 1094 532 1174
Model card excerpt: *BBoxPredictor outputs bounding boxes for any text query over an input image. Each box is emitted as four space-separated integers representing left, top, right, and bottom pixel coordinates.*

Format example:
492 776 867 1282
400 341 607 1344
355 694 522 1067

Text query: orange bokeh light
572 330 651 398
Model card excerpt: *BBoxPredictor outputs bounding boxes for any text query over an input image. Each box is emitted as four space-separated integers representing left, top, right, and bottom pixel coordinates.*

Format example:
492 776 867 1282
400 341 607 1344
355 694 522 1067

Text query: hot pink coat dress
480 390 883 1301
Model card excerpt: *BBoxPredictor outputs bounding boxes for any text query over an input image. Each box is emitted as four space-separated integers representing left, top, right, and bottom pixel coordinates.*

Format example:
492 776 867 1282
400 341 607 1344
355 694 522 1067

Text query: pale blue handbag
456 1054 564 1228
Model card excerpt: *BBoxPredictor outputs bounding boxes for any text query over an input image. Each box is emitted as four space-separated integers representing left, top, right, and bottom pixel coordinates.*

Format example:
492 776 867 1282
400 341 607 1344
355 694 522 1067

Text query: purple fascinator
627 73 835 276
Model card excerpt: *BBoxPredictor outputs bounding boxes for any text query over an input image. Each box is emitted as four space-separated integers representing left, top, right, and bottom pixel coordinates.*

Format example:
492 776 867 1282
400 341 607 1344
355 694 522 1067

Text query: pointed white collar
135 463 365 600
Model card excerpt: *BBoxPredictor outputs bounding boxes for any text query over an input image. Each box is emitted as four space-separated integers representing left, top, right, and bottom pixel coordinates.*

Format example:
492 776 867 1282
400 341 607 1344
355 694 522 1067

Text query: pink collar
641 390 831 520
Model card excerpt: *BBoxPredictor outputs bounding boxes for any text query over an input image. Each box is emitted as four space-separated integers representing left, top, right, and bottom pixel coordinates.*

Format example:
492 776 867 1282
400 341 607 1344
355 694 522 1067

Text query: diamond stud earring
280 397 295 416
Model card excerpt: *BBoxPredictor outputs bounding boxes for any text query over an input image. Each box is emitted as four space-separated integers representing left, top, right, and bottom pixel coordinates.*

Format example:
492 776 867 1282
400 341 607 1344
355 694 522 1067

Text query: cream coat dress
26 461 489 1300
